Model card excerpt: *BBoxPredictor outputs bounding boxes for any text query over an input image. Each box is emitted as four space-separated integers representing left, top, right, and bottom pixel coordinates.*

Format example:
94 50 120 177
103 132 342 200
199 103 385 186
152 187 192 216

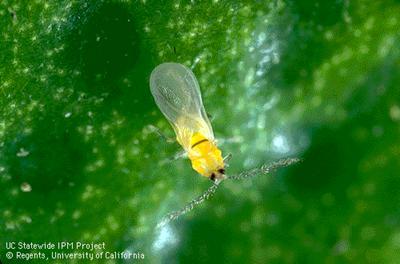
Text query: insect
150 62 226 183
149 62 300 228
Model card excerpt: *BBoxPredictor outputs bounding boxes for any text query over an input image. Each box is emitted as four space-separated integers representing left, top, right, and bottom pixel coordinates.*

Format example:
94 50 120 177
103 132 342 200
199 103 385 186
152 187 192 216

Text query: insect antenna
156 157 301 229
156 181 222 229
227 157 301 180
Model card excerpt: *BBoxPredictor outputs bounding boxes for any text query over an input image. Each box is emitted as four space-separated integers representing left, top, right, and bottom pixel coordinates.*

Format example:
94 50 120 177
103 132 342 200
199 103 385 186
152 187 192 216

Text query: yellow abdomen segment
188 133 224 178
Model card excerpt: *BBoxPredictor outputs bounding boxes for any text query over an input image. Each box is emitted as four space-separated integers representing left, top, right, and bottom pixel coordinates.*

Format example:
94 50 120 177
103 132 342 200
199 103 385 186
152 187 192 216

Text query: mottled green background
1 0 400 263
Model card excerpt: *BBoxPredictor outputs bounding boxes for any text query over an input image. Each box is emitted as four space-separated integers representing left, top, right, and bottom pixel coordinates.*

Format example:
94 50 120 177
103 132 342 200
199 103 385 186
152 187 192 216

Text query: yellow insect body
188 132 224 178
150 63 225 181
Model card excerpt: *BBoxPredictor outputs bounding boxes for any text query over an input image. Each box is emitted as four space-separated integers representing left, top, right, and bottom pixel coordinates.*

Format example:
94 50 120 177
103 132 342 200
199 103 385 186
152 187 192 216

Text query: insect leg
223 153 233 163
206 112 214 121
147 124 175 144
172 150 187 160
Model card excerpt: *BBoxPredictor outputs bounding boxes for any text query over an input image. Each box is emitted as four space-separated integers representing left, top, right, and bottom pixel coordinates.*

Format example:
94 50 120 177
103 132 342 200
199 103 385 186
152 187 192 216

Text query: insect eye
218 168 225 174
210 173 216 181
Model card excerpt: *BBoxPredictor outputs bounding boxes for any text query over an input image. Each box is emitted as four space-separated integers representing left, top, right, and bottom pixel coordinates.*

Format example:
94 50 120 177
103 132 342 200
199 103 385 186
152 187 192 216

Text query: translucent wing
150 63 214 150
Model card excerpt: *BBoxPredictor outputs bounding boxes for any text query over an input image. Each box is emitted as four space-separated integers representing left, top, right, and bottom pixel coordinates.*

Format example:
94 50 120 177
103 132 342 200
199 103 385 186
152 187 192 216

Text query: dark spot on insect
210 173 216 182
218 168 225 174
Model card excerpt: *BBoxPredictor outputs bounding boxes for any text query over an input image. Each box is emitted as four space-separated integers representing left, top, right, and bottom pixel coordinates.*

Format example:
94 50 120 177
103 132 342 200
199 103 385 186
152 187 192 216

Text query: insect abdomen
188 133 224 177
